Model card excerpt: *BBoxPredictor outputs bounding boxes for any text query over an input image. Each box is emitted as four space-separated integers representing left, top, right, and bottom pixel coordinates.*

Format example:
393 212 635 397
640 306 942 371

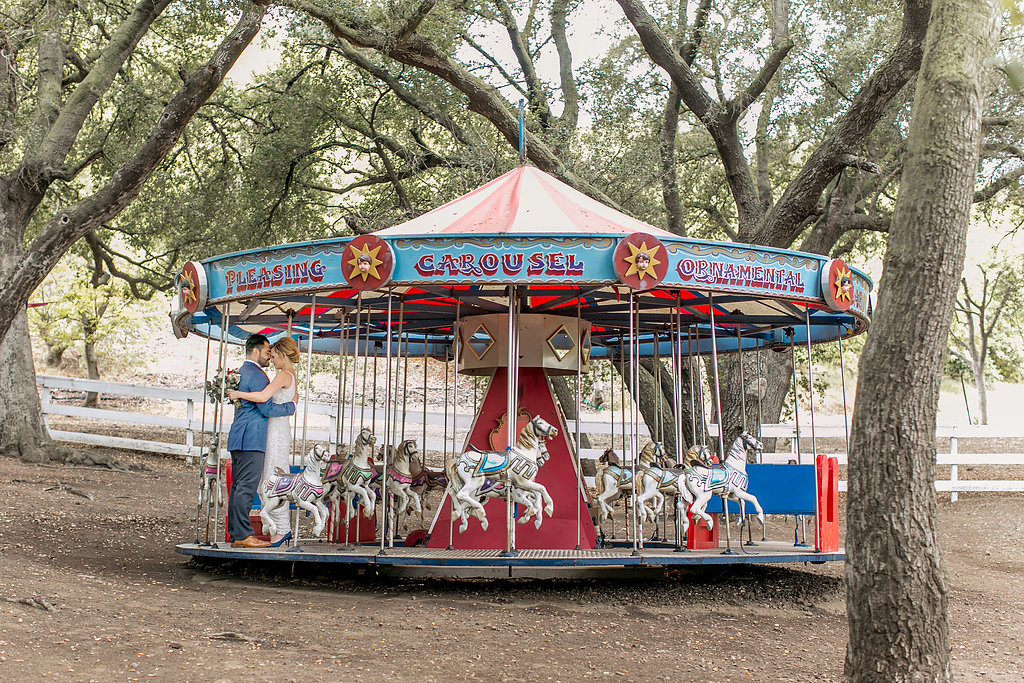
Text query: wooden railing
37 375 1024 501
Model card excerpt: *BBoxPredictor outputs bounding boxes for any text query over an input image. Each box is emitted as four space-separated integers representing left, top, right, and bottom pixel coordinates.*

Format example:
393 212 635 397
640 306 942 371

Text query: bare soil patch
1 449 1022 682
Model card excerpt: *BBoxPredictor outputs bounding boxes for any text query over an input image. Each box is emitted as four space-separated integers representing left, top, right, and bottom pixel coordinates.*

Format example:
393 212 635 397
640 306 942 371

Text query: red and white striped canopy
375 166 677 237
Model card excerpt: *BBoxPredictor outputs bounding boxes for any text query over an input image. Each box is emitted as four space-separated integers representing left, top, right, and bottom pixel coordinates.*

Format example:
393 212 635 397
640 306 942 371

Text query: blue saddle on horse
606 464 633 486
473 449 509 477
707 466 729 488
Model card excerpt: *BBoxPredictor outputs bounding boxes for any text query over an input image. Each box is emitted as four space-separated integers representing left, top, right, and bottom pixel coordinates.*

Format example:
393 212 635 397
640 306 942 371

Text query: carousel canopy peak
374 166 678 239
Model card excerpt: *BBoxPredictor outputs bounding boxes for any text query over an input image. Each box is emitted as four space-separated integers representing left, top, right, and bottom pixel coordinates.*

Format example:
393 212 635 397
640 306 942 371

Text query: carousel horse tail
444 457 459 493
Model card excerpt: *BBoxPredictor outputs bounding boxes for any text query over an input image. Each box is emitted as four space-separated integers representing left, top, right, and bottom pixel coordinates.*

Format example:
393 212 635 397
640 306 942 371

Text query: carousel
173 166 868 578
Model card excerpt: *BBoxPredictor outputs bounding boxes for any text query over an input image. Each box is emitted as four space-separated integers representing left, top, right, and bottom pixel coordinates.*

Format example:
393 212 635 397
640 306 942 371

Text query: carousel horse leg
674 495 688 550
315 498 329 539
515 479 552 521
732 488 766 536
688 490 715 529
455 476 488 530
294 498 324 537
261 498 283 537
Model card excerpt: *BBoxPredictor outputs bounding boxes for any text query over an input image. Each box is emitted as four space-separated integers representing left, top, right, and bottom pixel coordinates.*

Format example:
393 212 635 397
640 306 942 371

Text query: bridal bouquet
205 368 241 408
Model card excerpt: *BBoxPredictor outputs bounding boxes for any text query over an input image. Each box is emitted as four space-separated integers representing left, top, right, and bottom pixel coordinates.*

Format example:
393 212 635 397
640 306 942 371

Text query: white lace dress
260 372 295 535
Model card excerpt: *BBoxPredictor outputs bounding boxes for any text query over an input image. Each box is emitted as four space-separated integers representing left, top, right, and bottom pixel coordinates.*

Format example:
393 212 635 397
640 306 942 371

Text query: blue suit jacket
226 360 296 452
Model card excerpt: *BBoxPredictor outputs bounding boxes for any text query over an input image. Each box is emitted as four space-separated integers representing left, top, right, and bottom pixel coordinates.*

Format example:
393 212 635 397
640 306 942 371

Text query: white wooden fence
37 375 1024 502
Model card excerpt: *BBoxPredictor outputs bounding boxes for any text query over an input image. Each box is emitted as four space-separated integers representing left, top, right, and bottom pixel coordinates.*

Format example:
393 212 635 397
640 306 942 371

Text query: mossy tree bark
844 0 1000 679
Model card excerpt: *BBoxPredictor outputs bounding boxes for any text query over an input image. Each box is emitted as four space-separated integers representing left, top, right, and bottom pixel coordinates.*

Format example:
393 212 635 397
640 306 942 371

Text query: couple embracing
224 333 300 548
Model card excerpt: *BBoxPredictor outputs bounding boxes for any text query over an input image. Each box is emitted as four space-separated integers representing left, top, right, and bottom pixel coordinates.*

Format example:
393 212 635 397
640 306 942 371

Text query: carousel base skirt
175 541 842 579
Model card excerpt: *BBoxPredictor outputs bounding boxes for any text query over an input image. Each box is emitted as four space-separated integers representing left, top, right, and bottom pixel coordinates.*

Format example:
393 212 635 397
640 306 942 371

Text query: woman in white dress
228 337 299 546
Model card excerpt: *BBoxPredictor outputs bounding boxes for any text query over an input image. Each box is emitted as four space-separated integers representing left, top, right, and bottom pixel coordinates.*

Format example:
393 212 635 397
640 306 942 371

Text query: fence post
40 384 51 433
185 398 195 466
949 431 958 503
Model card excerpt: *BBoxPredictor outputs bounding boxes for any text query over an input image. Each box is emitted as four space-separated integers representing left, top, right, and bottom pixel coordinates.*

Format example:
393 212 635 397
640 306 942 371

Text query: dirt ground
0 451 1021 682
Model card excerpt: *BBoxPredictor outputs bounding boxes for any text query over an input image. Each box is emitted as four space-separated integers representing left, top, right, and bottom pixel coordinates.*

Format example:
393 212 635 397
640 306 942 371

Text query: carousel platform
175 541 843 579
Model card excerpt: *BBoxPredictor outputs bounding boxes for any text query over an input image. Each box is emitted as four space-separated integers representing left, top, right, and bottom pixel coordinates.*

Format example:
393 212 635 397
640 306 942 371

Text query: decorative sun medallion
177 261 207 314
821 258 855 312
613 233 668 290
343 234 394 291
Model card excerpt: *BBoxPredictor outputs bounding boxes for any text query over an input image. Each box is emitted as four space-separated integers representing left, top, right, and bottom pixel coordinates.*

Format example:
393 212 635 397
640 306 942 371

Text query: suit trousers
228 449 265 540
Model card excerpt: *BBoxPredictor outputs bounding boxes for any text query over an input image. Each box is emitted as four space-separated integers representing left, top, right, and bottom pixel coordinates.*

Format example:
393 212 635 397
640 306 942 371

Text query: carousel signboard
392 235 617 283
195 234 870 320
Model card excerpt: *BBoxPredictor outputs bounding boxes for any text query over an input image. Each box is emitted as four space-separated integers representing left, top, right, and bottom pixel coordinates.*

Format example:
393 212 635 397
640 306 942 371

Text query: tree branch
0 28 21 152
325 41 470 145
84 231 170 298
550 0 578 132
393 0 437 46
29 3 64 149
0 5 267 344
750 0 931 248
974 164 1024 203
460 31 527 96
280 0 618 207
615 0 766 233
723 38 793 121
493 0 552 128
19 0 174 182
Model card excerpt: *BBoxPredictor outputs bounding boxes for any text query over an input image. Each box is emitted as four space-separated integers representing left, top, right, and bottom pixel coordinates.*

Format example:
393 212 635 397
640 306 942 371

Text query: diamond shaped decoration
581 327 592 363
547 325 576 361
468 324 494 359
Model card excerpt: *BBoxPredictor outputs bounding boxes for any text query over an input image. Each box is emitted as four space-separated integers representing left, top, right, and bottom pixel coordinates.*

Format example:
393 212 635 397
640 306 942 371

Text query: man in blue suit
226 333 296 547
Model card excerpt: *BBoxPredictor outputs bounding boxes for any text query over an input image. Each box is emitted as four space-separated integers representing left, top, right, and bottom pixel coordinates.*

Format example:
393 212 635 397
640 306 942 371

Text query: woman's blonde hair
272 336 301 364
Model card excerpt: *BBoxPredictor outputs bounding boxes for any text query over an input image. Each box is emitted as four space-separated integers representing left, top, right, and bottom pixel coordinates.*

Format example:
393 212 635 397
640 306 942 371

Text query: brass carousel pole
379 287 394 555
195 326 213 544
708 294 733 554
211 305 230 546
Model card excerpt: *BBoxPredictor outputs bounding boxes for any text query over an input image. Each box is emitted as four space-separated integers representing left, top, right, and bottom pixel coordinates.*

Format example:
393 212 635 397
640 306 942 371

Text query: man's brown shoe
232 535 270 548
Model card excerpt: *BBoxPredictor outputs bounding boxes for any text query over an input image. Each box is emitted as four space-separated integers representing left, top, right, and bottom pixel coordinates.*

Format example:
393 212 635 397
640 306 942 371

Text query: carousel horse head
686 444 713 466
393 439 418 464
353 427 376 456
639 441 665 466
739 431 764 454
526 415 557 442
307 442 331 466
599 448 620 466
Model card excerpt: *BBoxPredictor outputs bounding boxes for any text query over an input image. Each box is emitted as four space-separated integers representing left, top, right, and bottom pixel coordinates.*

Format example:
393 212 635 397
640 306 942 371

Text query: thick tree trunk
973 367 988 425
0 309 52 461
609 358 699 464
718 349 793 460
83 332 100 408
0 203 66 462
549 375 591 449
844 1 998 680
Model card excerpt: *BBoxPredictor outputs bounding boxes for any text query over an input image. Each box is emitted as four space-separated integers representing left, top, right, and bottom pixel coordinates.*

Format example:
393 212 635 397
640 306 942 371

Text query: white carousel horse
197 449 224 510
260 443 332 538
635 444 712 524
679 431 766 535
594 441 664 522
386 439 423 518
446 415 558 533
322 427 378 522
461 439 550 527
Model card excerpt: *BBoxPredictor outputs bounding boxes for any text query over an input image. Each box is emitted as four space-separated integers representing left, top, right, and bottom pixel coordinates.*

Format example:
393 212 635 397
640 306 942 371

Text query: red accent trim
427 366 598 550
686 514 719 550
815 454 840 552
